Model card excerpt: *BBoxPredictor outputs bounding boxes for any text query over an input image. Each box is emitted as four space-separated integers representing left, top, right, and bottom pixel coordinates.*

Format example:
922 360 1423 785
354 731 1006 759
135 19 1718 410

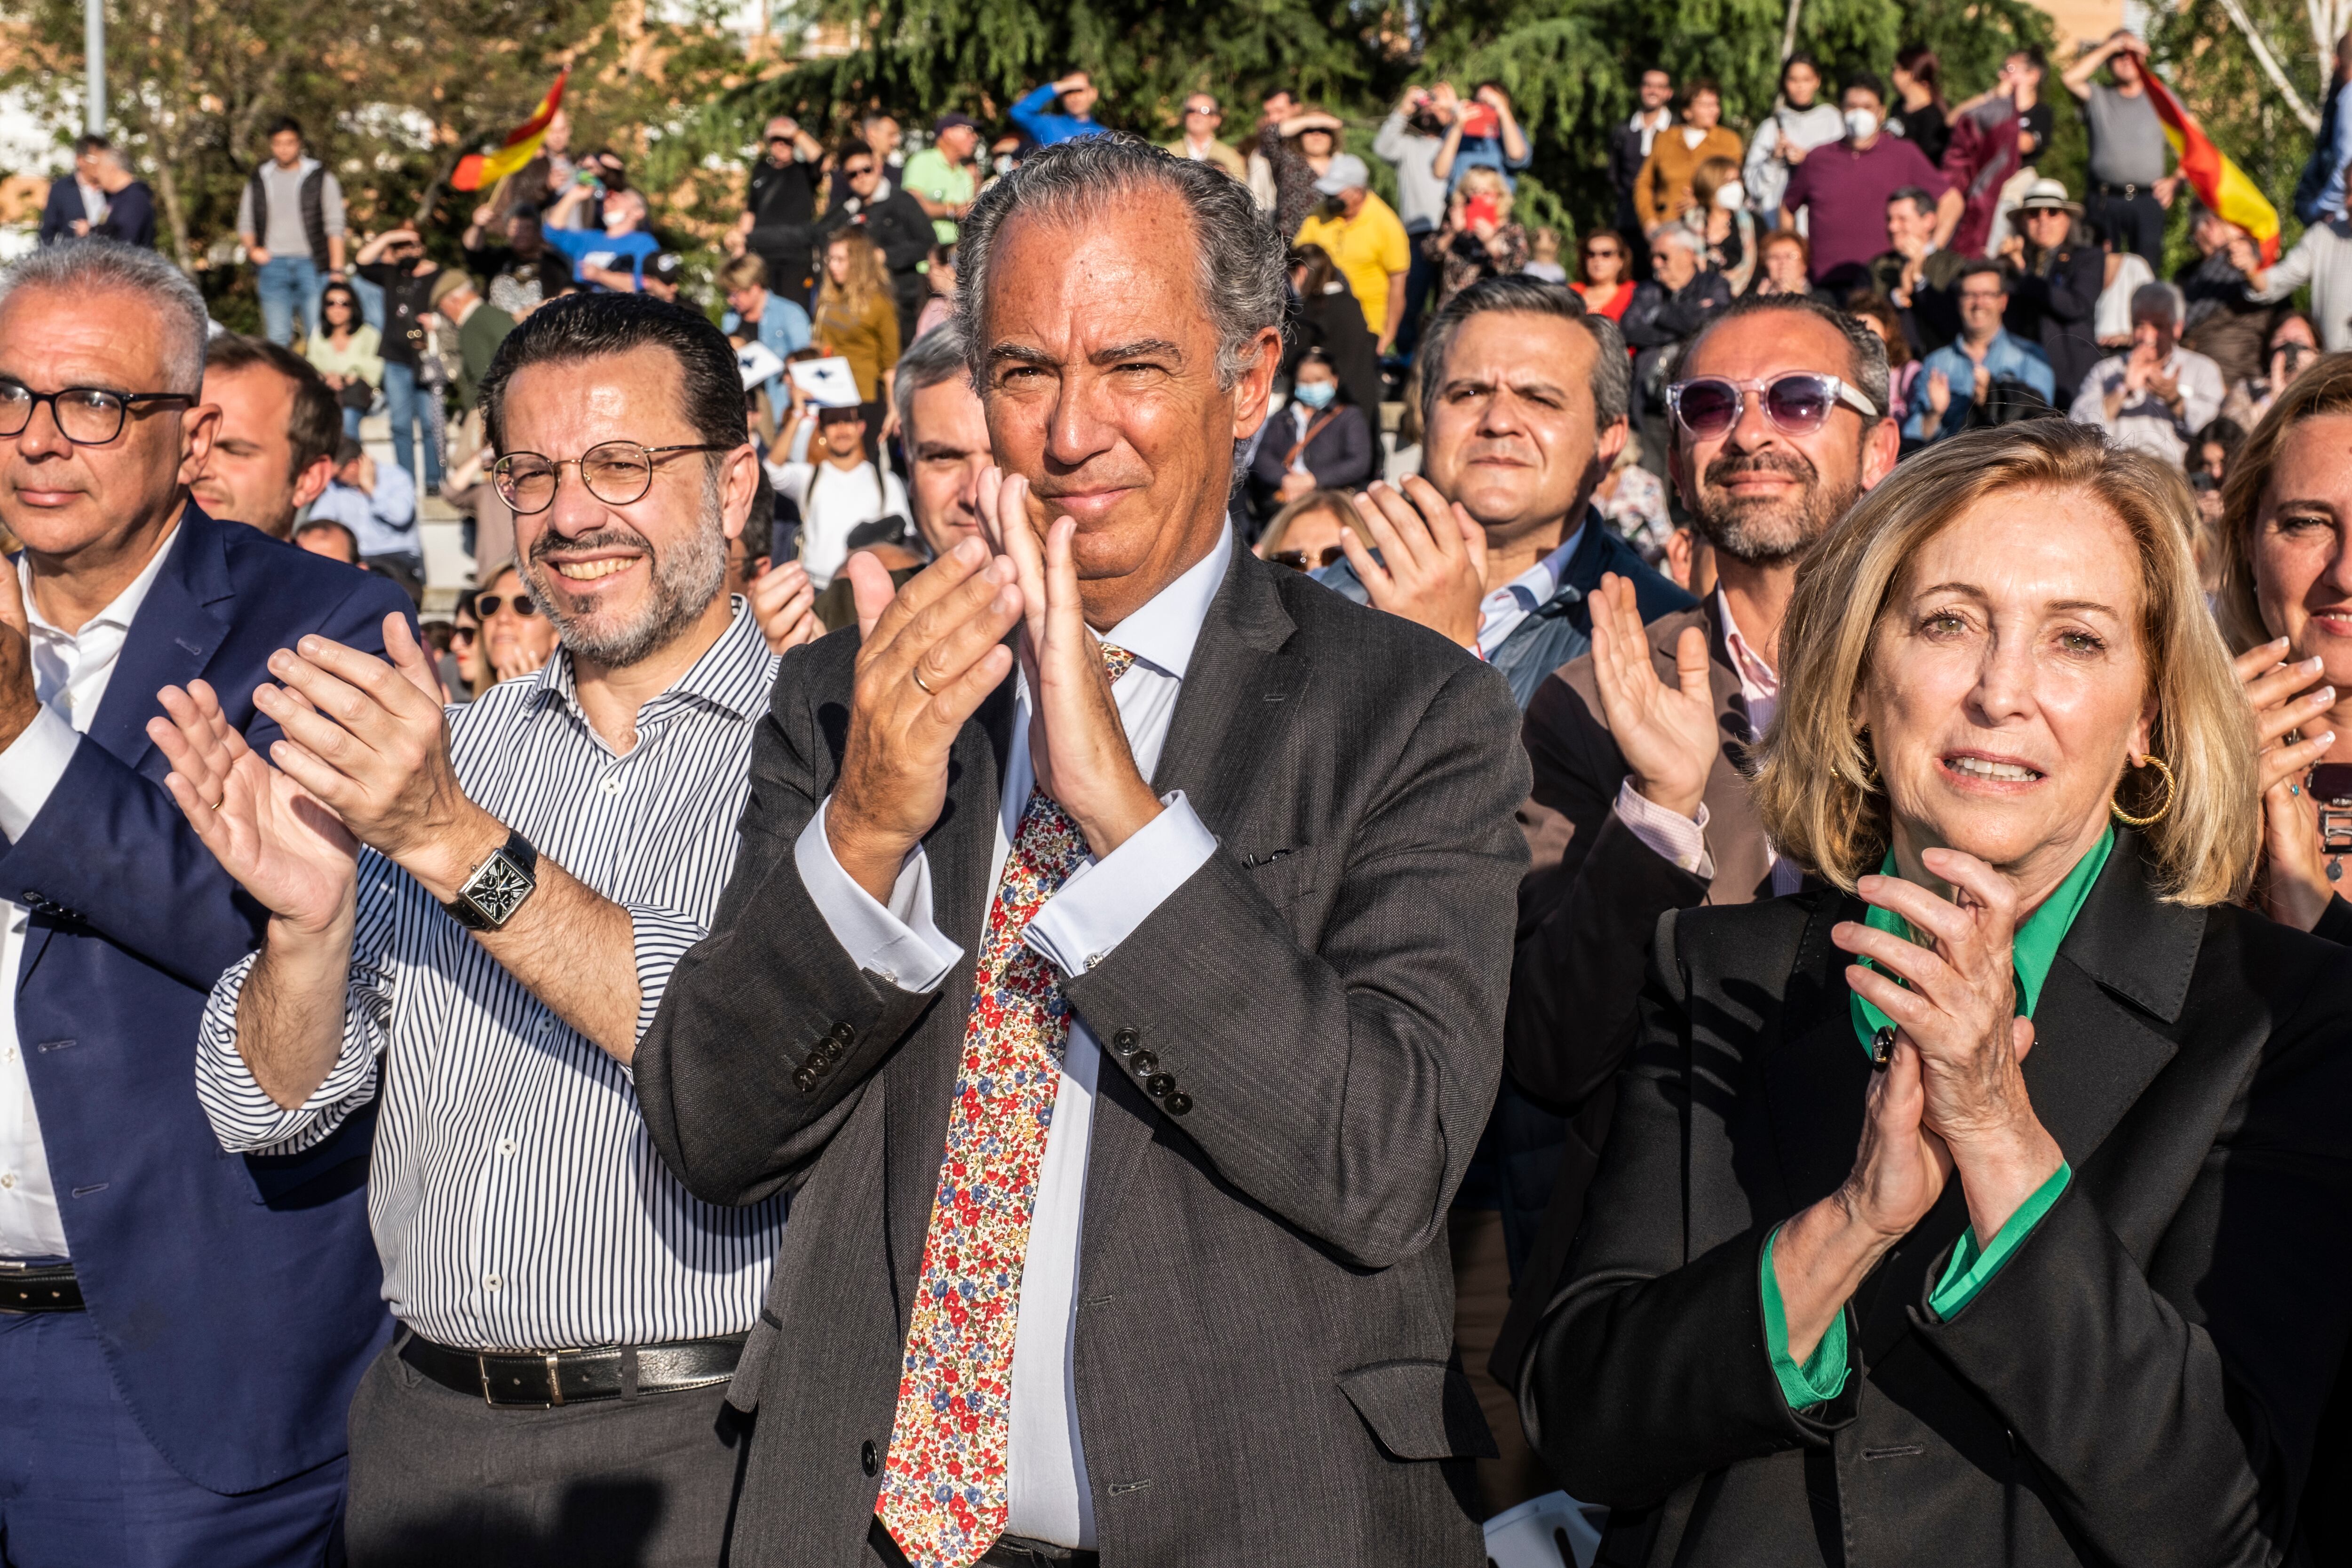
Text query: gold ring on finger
911 666 938 696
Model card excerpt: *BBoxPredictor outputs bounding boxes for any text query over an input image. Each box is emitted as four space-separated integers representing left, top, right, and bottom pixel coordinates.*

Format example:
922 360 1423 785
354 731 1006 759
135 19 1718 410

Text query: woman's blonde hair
818 232 889 331
1457 165 1513 221
2214 350 2352 653
1691 155 1740 211
1753 421 2258 906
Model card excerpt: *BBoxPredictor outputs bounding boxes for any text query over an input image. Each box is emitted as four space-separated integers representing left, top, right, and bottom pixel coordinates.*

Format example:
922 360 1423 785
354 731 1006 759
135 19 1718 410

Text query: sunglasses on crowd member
1583 243 1622 260
844 161 878 178
477 592 538 618
0 379 195 446
450 622 480 644
1665 373 1880 439
491 440 738 514
1271 545 1345 571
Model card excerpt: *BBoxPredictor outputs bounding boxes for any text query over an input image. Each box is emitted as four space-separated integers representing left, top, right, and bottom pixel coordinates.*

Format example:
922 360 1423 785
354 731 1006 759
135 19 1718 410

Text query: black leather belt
0 1262 83 1313
398 1329 745 1407
2093 181 2153 199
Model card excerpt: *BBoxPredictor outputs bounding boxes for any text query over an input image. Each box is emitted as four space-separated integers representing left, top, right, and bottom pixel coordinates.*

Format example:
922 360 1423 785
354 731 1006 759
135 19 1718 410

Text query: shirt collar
1099 523 1231 681
1849 825 2114 1058
1713 587 1778 698
21 517 179 643
1511 518 1588 608
531 594 778 727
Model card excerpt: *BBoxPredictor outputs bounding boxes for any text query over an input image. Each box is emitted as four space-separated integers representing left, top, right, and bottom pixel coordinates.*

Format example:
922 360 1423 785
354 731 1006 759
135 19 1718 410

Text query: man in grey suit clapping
636 133 1529 1568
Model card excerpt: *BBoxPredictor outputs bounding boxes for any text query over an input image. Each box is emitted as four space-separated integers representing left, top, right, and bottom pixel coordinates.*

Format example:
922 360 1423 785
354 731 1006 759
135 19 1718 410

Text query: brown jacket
1632 126 1745 231
1493 599 1778 1386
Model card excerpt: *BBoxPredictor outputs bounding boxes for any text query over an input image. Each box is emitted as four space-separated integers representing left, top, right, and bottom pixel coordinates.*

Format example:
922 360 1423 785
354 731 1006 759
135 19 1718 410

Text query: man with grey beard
1493 291 1901 1395
156 294 792 1567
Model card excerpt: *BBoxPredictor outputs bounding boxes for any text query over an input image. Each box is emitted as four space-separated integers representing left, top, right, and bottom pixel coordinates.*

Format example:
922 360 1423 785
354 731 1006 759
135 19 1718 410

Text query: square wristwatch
443 829 540 931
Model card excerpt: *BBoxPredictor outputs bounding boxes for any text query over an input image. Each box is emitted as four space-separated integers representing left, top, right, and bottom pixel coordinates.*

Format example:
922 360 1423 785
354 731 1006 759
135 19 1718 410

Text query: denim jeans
255 255 322 346
381 361 443 490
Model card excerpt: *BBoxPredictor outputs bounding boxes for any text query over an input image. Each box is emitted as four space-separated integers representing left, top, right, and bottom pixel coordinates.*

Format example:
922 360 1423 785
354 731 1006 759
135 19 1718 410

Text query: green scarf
1848 826 2114 1059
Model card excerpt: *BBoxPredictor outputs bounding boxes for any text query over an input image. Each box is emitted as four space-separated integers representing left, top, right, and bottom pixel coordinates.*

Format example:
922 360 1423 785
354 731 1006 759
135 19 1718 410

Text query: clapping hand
747 557 822 653
2237 637 2339 929
151 678 358 938
1925 370 1952 418
1587 572 1715 821
978 467 1162 858
1339 477 1487 648
825 536 1022 904
1832 849 2062 1243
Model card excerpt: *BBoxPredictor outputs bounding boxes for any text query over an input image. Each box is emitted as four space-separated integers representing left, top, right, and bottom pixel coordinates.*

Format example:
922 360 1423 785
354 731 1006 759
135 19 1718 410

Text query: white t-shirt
770 458 910 588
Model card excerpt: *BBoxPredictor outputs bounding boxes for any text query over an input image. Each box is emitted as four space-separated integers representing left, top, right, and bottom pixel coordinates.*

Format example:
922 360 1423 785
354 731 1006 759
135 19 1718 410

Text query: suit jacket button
1111 1027 1139 1052
792 1067 818 1094
831 1021 856 1046
810 1054 832 1076
1164 1091 1193 1116
861 1439 879 1476
1129 1051 1158 1075
1145 1073 1175 1098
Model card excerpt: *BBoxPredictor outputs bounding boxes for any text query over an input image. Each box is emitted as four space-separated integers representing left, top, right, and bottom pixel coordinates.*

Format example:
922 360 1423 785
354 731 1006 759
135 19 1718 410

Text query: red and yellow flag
452 69 569 193
2141 68 2279 263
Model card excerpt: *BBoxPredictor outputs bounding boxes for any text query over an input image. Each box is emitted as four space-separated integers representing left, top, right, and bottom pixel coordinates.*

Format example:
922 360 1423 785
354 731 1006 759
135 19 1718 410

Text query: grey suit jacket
636 536 1530 1567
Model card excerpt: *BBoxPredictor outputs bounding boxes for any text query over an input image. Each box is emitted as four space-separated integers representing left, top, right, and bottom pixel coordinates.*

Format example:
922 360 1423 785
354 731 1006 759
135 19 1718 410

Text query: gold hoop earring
2110 754 2176 828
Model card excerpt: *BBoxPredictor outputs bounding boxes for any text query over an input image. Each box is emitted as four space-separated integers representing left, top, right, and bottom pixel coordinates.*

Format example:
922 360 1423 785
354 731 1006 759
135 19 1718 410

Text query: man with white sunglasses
1493 289 1900 1401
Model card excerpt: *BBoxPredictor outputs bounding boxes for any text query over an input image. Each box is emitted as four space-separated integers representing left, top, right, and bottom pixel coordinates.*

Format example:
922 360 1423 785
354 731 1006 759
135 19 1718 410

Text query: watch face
466 851 535 927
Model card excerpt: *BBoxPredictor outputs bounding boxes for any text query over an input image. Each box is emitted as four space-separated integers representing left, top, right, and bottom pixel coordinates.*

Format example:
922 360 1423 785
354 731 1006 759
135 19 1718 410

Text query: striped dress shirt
196 602 786 1352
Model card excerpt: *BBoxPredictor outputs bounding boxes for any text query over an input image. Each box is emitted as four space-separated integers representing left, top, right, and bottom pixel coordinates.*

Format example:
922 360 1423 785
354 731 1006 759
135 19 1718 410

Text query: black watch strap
442 828 540 931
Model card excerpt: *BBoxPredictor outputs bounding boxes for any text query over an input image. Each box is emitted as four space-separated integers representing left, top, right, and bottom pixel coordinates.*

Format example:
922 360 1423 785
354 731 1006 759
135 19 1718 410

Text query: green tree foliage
0 0 751 279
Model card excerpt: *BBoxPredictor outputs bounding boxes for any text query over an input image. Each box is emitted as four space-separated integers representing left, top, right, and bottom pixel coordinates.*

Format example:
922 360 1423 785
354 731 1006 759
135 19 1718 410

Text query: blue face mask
1293 379 1337 410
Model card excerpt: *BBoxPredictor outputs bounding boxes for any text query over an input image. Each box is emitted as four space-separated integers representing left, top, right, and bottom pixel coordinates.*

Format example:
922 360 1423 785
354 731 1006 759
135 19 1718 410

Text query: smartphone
1464 195 1501 228
2311 763 2352 862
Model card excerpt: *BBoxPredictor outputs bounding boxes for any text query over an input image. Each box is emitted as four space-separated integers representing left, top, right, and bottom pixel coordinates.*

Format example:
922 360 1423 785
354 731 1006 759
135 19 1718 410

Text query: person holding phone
2213 351 2352 936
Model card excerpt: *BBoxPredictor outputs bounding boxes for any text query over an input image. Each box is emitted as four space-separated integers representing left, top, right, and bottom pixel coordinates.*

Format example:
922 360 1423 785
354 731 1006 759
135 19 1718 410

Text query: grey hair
893 321 971 443
1416 274 1630 434
954 134 1285 391
1678 292 1892 421
0 239 207 393
2131 281 2187 327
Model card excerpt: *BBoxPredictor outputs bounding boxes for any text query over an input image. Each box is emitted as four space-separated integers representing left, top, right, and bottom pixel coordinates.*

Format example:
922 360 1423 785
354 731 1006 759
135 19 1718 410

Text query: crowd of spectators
12 37 2352 1568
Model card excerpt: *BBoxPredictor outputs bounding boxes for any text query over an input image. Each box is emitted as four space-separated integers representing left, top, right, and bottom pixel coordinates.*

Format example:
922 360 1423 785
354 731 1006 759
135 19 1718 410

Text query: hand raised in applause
1587 571 1716 822
0 550 41 752
825 534 1023 903
1832 849 2061 1244
1338 476 1487 649
2237 637 2339 930
746 557 822 653
149 677 358 938
247 613 497 905
980 466 1163 858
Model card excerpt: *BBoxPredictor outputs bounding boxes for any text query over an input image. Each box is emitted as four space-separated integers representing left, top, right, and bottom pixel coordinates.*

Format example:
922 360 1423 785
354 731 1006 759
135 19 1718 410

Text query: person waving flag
2141 65 2279 263
452 69 569 192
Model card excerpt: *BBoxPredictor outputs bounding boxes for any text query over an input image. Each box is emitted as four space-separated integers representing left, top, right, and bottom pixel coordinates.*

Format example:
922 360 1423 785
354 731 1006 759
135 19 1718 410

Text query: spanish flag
452 69 569 193
2141 68 2279 264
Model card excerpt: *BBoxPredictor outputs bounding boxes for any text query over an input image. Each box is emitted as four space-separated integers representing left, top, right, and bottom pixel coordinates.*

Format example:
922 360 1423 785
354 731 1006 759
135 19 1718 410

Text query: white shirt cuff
1613 778 1716 880
793 796 963 993
0 705 79 842
1023 792 1217 978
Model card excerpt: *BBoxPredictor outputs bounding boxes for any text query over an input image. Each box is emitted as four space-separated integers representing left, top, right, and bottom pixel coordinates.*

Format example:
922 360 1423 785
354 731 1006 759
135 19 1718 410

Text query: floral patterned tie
876 643 1136 1568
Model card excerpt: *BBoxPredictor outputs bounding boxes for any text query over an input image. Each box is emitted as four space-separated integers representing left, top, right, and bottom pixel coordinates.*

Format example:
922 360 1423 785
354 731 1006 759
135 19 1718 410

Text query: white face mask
993 154 1015 176
1715 182 1746 210
1844 108 1880 141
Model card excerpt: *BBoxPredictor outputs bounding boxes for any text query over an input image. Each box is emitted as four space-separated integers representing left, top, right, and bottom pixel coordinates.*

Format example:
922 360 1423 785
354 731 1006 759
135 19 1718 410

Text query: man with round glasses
0 239 413 1563
1495 290 1900 1403
160 292 815 1565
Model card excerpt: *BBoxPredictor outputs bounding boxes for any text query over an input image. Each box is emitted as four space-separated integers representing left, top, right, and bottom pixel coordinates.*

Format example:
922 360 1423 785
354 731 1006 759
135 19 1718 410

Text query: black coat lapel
2015 834 2194 1167
1081 541 1300 1266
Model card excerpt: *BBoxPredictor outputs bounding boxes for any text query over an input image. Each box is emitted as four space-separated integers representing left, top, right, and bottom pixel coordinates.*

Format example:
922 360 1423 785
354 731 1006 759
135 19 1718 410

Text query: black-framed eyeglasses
1271 545 1344 571
477 592 538 618
1666 373 1879 439
491 440 739 514
0 379 195 446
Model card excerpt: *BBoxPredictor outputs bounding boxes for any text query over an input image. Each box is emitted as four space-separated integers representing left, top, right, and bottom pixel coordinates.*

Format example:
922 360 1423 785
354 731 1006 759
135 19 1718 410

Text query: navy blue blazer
6 503 413 1494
